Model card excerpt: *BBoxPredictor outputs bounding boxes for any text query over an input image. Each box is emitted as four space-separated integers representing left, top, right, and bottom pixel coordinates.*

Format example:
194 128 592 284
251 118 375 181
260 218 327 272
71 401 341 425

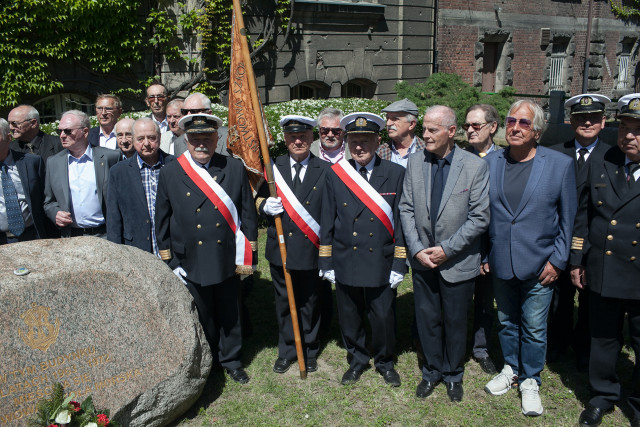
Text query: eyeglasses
147 95 166 101
462 122 488 131
181 108 210 115
319 127 343 135
95 107 115 112
505 117 533 130
9 119 32 127
56 127 82 135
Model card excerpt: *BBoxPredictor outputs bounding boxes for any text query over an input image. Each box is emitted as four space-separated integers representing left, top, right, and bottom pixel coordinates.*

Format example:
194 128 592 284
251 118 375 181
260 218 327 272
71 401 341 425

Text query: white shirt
574 138 599 162
99 127 117 150
625 156 640 181
289 153 311 182
355 156 375 180
0 152 33 232
68 145 104 227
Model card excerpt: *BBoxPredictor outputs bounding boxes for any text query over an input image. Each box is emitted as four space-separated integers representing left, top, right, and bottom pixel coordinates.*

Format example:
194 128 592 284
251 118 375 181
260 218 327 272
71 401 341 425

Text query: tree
609 0 640 19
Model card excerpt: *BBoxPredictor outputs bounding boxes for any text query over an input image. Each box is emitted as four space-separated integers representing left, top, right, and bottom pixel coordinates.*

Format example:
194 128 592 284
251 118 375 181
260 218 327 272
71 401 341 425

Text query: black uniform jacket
549 138 611 198
319 156 407 287
155 153 258 286
570 146 640 300
257 154 329 270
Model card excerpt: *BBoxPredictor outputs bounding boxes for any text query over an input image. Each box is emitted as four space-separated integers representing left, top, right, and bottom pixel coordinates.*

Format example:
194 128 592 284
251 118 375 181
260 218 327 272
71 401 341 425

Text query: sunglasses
147 95 166 101
181 108 209 115
56 127 83 135
505 117 533 130
462 122 488 131
319 127 343 135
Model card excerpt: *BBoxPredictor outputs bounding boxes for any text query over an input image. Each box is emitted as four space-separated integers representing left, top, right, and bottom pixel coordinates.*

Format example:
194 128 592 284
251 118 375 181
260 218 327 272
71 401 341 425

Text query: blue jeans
493 276 554 385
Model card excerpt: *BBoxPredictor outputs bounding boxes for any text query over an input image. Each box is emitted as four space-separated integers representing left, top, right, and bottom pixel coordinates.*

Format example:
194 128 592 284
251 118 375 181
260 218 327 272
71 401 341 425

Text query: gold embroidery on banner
18 303 60 352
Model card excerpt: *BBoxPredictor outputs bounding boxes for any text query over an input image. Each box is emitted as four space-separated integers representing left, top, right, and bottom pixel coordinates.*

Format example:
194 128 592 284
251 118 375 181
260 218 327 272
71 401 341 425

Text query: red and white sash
272 161 320 248
331 159 394 238
178 153 253 270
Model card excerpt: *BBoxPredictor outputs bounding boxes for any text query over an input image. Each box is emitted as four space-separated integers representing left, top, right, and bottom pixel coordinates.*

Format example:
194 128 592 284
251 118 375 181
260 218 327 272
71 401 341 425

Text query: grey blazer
399 146 490 283
44 145 121 226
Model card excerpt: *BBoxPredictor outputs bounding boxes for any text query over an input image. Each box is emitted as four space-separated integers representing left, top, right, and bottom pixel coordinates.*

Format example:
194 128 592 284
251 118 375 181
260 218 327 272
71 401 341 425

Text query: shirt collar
574 138 599 153
391 136 418 155
99 127 116 139
136 152 164 169
289 153 311 167
68 144 93 162
356 156 376 173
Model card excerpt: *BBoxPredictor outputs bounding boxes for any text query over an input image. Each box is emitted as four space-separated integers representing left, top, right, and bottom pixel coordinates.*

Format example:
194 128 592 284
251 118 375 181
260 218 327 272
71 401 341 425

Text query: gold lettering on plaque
18 303 60 352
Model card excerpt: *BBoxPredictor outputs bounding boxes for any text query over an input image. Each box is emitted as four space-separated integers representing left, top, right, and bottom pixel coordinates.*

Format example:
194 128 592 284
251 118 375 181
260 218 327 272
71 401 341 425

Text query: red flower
97 413 110 426
47 424 59 427
70 401 81 412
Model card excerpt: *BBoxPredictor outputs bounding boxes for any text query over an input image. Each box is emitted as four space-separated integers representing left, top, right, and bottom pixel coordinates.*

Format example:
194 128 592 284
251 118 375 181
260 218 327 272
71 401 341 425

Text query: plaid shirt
376 136 426 166
137 153 165 257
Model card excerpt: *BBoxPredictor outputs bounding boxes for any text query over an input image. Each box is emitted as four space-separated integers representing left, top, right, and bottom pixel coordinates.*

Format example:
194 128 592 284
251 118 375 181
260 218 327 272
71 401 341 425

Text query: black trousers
413 269 475 383
588 291 640 419
185 275 243 370
270 264 320 361
548 268 590 355
335 282 396 372
472 272 495 359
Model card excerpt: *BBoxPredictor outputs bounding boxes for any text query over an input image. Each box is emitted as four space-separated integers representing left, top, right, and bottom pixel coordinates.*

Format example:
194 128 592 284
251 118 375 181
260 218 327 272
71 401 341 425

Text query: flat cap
279 115 316 132
341 112 385 134
617 93 640 119
565 94 611 115
382 98 419 116
179 113 222 133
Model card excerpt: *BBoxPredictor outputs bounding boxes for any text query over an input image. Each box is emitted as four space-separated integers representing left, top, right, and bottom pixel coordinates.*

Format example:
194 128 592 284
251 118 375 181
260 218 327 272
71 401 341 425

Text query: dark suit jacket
106 152 175 252
319 156 407 287
549 138 610 198
43 146 121 229
257 154 329 270
7 151 49 238
88 127 100 147
155 153 258 286
570 146 640 299
10 131 63 164
485 145 577 280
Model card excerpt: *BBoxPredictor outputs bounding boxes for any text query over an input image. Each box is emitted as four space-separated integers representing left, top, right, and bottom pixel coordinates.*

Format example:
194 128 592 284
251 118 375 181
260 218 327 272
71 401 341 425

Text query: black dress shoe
226 367 249 384
306 358 318 373
445 381 463 402
579 405 611 426
416 379 440 398
273 357 295 374
377 368 401 387
341 368 363 385
475 356 497 374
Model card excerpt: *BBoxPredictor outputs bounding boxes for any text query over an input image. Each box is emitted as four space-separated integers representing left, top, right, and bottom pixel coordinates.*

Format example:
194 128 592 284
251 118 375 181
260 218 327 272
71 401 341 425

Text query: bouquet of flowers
29 383 121 427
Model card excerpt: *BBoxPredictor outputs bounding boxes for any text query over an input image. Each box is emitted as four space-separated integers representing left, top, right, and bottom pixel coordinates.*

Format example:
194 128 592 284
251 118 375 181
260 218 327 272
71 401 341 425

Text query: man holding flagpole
155 113 258 384
319 112 407 387
256 115 329 374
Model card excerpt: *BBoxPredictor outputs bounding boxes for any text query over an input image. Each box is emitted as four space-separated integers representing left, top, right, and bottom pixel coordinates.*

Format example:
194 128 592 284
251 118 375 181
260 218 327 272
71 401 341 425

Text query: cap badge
630 98 640 111
193 118 206 125
355 117 367 127
580 96 593 106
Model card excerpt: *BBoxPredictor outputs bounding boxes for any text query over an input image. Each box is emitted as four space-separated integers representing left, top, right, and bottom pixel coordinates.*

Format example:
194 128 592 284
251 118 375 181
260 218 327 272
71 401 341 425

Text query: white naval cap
279 115 316 132
564 94 611 114
178 113 223 132
617 93 640 119
341 112 385 134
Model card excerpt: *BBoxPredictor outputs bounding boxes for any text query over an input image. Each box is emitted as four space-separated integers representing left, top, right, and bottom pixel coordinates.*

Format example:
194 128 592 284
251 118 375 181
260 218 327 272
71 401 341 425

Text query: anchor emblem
18 303 60 352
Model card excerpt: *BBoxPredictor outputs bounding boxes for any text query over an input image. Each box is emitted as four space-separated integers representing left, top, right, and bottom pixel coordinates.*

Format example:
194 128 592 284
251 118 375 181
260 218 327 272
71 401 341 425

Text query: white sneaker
484 365 517 396
520 378 543 416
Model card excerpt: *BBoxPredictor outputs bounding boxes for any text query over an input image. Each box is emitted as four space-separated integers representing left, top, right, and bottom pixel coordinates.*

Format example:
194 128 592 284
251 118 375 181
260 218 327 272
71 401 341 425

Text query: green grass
171 229 636 426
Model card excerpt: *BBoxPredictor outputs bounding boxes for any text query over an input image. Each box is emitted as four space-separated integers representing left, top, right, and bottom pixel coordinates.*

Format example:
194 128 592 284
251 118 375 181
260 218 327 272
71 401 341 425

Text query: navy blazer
106 152 175 252
10 151 49 238
10 131 63 164
485 145 577 280
88 127 100 147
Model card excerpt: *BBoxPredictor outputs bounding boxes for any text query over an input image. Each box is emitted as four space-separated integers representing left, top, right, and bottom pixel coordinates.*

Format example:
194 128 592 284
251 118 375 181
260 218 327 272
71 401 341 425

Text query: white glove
319 269 336 284
389 271 403 289
264 197 284 216
173 266 187 285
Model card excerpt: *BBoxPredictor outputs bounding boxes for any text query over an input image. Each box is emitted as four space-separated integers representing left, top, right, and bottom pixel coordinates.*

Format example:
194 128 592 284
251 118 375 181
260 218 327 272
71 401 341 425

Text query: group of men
1 84 638 426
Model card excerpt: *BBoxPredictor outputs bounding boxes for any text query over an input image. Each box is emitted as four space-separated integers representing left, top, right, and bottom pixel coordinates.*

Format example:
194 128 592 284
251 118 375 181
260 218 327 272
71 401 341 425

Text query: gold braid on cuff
319 245 332 257
250 241 258 251
394 246 407 259
571 237 584 251
159 249 172 261
255 197 266 212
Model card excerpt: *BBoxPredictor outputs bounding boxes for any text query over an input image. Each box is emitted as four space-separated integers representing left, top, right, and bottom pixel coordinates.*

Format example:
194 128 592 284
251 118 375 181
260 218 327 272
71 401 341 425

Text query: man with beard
310 107 350 163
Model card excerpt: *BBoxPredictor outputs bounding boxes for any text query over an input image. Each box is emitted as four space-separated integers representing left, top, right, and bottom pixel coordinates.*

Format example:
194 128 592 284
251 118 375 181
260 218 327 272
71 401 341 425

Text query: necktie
25 143 35 154
359 166 368 181
431 158 445 233
1 162 25 236
293 163 303 196
629 162 640 185
577 148 589 170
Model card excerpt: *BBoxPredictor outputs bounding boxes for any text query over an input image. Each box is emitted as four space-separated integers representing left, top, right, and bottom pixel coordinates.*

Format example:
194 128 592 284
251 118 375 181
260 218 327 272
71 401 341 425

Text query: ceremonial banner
227 9 271 193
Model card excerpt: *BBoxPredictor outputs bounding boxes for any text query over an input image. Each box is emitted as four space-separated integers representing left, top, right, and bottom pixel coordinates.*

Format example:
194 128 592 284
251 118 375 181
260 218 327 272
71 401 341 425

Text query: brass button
369 233 373 237
313 186 317 190
147 236 150 240
354 218 358 222
306 201 310 205
304 234 308 239
288 232 293 237
606 250 612 256
631 256 637 261
186 192 191 197
597 201 603 206
343 202 348 207
216 223 220 228
632 241 638 246
369 248 373 252
146 219 150 224
607 235 613 240
217 240 222 244
197 224 202 229
353 246 357 251
196 208 201 213
353 232 357 237
198 241 203 246
370 218 374 222
611 220 617 226
636 223 640 229
214 206 218 210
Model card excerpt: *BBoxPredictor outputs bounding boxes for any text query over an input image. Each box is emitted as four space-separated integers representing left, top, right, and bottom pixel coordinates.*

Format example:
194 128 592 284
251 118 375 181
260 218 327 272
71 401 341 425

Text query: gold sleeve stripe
159 249 172 261
394 246 407 259
319 245 332 257
255 197 266 212
250 241 258 251
571 237 584 251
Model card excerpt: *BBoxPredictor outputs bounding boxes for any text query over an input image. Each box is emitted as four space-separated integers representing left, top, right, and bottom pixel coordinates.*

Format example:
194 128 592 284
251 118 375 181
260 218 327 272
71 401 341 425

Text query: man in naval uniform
572 93 640 427
256 115 329 374
155 113 258 384
319 112 407 387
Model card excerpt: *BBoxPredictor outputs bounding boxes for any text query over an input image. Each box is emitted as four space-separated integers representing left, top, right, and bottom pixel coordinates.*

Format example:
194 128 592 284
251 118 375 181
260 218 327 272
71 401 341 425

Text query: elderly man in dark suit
107 118 174 255
88 94 123 149
8 105 62 163
0 118 48 244
547 93 611 370
44 110 121 238
483 100 577 417
155 113 258 384
400 105 490 402
256 115 329 374
571 93 640 427
319 112 407 387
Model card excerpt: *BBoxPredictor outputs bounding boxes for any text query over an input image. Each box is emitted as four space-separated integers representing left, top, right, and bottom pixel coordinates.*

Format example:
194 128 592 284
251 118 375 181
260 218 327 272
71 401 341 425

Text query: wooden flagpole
231 0 307 379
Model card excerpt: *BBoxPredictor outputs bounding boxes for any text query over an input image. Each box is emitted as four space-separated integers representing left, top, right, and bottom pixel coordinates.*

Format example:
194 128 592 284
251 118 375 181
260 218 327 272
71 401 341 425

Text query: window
341 79 376 99
290 81 330 100
617 41 634 90
549 43 568 93
34 94 93 124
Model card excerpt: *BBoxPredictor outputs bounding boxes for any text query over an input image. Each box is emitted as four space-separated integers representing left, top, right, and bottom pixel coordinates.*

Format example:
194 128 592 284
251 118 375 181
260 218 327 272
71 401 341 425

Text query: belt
68 224 106 237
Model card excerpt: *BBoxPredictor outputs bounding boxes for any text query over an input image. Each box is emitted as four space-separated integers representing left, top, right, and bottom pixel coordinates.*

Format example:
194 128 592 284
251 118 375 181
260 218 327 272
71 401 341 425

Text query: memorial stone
0 237 212 426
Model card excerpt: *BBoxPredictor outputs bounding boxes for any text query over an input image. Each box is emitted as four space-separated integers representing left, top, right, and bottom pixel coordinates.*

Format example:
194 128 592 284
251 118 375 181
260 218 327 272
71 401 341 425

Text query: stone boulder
0 237 212 426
